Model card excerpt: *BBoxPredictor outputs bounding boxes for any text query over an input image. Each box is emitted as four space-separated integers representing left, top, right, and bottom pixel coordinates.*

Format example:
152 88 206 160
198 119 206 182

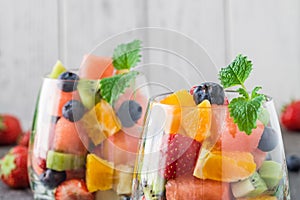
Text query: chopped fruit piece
94 130 139 165
113 165 134 195
53 117 87 155
55 179 94 200
79 54 114 79
46 150 85 171
66 168 86 180
86 154 114 192
237 195 277 200
159 134 201 180
257 127 278 152
193 82 225 105
258 161 283 190
214 110 264 152
49 60 67 78
58 71 80 92
81 100 121 145
251 148 267 170
77 79 101 109
231 172 267 198
95 190 119 200
31 156 46 176
193 150 256 182
165 175 231 200
39 169 66 189
181 100 211 142
62 100 85 122
117 100 143 128
160 90 196 133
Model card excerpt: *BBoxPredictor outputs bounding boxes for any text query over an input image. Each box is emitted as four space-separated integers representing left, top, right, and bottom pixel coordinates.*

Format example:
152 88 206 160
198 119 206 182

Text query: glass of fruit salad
132 55 290 200
28 40 149 199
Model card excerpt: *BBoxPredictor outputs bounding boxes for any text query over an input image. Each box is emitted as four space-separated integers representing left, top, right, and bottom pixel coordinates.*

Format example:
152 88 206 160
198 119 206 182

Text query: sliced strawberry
159 134 201 180
55 179 94 200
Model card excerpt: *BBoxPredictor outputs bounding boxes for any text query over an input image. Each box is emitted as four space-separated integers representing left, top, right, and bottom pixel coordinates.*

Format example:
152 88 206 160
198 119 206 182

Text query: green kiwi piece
77 79 101 109
46 150 85 171
49 60 67 79
258 160 283 190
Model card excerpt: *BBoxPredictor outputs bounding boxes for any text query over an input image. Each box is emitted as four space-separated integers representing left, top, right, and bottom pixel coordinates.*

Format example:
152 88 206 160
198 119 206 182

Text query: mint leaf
229 95 265 135
100 71 139 104
219 54 252 88
112 40 142 70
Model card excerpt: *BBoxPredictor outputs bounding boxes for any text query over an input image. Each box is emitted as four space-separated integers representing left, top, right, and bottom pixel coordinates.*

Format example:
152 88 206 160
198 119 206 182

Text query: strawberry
0 114 22 145
159 134 201 180
0 145 29 188
17 130 30 147
55 179 94 200
281 100 300 131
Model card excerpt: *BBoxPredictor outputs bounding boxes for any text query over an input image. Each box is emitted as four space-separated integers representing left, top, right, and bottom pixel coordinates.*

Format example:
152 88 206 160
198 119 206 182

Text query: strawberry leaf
0 154 16 176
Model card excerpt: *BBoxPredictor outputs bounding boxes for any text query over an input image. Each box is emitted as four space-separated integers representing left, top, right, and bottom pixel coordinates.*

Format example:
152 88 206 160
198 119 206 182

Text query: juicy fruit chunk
251 148 267 170
192 82 225 105
49 60 67 78
113 165 134 195
62 100 85 122
77 79 101 109
257 127 278 152
46 150 85 171
95 190 119 200
159 134 201 180
53 117 87 155
39 169 66 189
55 179 94 200
58 71 80 92
117 100 143 127
165 175 231 200
86 154 114 192
181 100 211 142
160 90 196 133
194 150 256 182
81 100 121 145
231 172 267 198
258 161 283 190
79 54 114 79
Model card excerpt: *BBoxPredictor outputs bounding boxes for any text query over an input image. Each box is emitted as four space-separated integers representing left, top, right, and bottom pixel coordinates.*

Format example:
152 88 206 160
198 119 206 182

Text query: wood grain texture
0 0 58 129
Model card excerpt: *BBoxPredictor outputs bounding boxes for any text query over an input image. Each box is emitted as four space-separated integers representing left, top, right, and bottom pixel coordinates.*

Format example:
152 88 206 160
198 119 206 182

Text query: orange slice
86 154 114 192
160 90 195 133
82 99 121 145
182 100 211 142
193 150 256 182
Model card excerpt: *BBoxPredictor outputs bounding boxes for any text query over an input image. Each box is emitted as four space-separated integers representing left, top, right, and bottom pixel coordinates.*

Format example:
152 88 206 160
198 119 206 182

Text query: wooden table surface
0 131 299 200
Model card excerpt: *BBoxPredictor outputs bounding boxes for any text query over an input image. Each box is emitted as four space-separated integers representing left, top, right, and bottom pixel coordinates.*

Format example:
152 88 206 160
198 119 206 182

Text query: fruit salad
132 55 290 200
28 40 147 199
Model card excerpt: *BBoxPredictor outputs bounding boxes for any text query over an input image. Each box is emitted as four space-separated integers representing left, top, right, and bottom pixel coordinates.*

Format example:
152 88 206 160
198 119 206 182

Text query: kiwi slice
46 150 85 171
231 172 268 198
49 60 67 78
142 176 166 200
258 161 283 190
77 79 101 109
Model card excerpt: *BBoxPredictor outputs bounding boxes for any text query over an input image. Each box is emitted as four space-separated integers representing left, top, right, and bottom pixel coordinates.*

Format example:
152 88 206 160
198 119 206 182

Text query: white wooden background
0 0 300 130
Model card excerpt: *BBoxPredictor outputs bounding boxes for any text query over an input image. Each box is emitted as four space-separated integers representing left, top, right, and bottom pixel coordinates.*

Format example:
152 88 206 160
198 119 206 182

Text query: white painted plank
227 0 300 110
0 0 59 129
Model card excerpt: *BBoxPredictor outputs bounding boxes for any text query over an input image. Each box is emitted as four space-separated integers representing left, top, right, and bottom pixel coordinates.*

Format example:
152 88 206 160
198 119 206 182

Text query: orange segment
160 90 195 133
82 99 121 145
182 100 211 142
193 150 256 182
86 154 114 192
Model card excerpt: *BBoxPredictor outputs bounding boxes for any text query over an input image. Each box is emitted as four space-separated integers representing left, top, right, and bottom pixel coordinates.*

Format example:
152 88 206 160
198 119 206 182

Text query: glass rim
149 90 273 109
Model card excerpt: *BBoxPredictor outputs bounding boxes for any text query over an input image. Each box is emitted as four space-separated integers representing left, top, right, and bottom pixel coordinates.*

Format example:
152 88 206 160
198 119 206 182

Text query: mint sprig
100 71 139 104
112 39 142 70
219 54 265 135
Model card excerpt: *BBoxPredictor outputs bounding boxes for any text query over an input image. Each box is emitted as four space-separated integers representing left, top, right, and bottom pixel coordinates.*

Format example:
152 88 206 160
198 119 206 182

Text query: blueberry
62 100 85 122
39 169 66 189
193 82 225 105
286 155 300 172
258 127 279 152
117 100 143 127
57 71 79 92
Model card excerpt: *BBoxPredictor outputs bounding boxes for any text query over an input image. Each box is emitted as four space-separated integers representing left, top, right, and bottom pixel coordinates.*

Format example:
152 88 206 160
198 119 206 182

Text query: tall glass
28 73 148 199
132 92 290 200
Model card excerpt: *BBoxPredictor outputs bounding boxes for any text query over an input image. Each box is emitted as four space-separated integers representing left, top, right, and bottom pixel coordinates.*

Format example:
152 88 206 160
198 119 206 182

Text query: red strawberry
55 179 94 200
0 145 29 188
159 134 201 180
0 114 22 145
18 130 30 147
281 100 300 131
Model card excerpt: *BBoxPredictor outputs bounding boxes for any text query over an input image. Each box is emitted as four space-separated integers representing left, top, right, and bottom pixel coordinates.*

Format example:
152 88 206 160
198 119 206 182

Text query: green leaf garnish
112 39 142 70
219 54 265 135
99 71 139 104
